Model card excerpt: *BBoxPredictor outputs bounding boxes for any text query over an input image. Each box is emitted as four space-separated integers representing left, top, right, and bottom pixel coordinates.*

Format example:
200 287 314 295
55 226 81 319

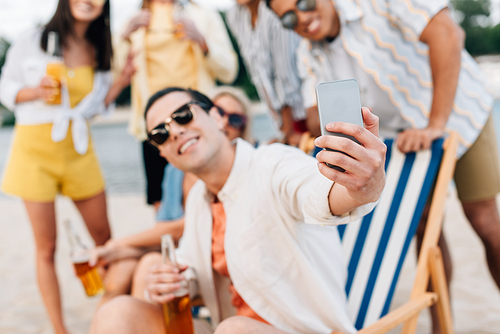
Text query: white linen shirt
297 0 494 157
0 29 114 155
176 139 376 334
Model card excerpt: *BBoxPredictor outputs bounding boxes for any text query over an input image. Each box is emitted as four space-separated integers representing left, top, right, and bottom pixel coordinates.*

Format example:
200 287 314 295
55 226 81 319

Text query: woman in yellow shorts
0 1 134 333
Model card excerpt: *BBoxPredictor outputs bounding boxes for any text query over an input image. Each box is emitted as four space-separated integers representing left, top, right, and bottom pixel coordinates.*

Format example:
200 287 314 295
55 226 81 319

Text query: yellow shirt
64 65 94 108
145 2 197 93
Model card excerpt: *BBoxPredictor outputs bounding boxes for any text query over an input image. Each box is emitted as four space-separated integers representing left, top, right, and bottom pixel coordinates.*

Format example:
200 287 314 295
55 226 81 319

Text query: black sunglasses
280 0 316 30
216 106 248 130
147 100 210 147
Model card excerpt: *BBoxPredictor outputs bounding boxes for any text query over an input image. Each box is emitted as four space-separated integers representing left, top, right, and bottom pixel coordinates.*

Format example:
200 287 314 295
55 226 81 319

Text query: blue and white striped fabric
338 138 444 330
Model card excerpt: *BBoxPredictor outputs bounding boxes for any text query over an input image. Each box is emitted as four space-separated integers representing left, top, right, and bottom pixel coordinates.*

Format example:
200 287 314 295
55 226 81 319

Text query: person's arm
174 18 208 54
121 10 151 42
306 106 321 137
272 22 307 144
0 32 44 109
280 105 302 146
396 8 464 152
185 9 238 84
315 108 386 215
89 219 184 267
15 76 58 103
104 50 136 107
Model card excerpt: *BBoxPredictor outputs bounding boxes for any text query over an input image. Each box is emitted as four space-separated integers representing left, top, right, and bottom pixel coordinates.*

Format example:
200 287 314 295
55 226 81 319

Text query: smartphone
316 79 363 172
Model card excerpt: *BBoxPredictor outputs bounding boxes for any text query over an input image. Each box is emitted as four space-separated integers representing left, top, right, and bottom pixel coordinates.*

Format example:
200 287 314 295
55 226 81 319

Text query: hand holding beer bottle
146 234 194 334
36 76 61 103
64 220 105 297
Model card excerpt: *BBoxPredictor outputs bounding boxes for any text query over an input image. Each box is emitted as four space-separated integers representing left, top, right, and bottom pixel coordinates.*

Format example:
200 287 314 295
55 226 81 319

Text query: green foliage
452 0 490 28
451 0 500 56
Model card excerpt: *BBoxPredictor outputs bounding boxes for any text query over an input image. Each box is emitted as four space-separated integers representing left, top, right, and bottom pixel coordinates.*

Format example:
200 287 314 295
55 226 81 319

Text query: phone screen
315 79 363 171
316 79 363 139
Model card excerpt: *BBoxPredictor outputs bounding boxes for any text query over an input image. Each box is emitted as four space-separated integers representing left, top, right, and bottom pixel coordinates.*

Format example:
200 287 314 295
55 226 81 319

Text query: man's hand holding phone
316 108 386 210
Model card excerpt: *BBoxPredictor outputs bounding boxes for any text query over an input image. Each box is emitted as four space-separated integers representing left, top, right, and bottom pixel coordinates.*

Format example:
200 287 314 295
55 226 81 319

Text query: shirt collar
216 138 255 203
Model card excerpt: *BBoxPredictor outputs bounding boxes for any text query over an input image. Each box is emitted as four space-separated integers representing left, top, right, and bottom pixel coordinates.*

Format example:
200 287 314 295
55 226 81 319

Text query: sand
1 188 500 334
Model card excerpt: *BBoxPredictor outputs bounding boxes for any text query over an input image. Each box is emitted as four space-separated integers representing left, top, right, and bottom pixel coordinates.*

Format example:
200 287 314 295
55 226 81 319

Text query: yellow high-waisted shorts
1 123 105 202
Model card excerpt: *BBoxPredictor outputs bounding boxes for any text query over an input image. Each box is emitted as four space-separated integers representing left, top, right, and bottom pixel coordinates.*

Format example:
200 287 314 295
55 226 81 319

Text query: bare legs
417 196 500 334
99 258 138 306
91 298 285 334
73 191 111 246
90 296 166 334
462 198 500 288
24 190 111 334
24 201 67 334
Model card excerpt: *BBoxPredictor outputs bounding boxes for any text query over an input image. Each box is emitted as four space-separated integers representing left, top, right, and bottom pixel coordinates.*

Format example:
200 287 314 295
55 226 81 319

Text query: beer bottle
45 31 63 105
64 220 105 297
161 234 194 334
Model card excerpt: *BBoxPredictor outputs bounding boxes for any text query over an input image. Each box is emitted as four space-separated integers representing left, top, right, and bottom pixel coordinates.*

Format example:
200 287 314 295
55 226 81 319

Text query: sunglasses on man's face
147 100 210 147
216 106 247 130
280 0 317 30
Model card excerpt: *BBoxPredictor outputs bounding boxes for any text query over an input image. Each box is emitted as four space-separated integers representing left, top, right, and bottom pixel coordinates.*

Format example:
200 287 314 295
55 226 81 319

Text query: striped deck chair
300 132 458 334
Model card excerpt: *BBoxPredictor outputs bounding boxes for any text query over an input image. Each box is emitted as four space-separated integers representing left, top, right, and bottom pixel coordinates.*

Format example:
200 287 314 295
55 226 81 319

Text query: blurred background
1 1 500 333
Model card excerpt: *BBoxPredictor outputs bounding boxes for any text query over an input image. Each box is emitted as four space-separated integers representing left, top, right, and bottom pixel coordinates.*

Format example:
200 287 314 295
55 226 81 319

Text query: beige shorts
454 116 500 203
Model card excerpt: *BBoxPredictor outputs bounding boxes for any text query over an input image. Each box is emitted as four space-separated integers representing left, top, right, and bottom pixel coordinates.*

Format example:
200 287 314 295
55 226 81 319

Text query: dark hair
41 0 112 71
265 0 273 8
144 87 214 119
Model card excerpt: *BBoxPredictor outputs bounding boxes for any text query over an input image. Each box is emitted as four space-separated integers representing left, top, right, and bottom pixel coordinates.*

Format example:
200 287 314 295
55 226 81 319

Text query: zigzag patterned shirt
297 0 494 157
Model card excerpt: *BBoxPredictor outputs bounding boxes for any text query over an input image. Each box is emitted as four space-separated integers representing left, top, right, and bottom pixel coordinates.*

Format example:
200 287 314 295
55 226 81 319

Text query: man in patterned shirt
267 0 500 332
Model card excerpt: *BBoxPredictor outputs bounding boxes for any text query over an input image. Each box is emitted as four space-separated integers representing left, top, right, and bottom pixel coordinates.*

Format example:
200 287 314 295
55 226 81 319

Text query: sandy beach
1 185 500 333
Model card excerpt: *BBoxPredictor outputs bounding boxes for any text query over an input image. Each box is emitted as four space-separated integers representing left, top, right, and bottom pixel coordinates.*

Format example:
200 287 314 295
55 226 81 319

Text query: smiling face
146 91 227 174
270 0 339 41
69 0 104 23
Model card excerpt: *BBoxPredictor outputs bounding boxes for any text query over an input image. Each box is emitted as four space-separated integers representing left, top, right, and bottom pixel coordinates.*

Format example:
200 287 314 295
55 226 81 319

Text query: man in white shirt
90 87 386 334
